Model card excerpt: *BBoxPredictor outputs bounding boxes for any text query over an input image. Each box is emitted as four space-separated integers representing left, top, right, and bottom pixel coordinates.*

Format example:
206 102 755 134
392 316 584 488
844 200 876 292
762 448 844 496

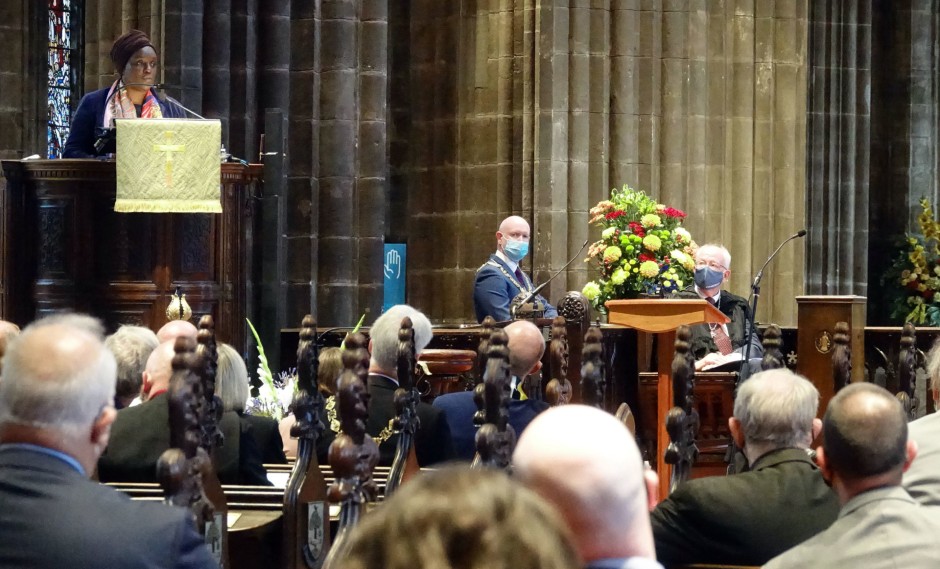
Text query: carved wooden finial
159 334 227 566
545 316 572 406
580 325 605 409
897 322 918 421
664 325 699 493
284 314 329 569
760 324 785 370
387 317 420 495
831 321 851 393
473 328 515 470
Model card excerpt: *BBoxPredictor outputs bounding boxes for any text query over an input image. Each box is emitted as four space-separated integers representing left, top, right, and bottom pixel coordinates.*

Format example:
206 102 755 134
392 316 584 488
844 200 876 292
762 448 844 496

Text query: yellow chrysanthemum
641 214 662 229
639 261 660 278
582 281 601 300
643 235 662 252
603 246 622 263
610 268 627 285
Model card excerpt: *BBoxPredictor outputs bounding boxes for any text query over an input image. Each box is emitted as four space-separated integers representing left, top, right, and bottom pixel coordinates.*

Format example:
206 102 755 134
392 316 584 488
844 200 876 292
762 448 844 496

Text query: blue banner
383 243 406 312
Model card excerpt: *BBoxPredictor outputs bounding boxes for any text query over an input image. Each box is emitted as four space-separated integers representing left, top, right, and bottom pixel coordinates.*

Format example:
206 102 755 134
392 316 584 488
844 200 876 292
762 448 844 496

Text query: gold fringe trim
114 199 222 214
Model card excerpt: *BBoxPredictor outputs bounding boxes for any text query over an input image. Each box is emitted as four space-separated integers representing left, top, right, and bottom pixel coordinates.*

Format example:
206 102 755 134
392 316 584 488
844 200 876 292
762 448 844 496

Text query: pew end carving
284 314 329 569
663 325 699 494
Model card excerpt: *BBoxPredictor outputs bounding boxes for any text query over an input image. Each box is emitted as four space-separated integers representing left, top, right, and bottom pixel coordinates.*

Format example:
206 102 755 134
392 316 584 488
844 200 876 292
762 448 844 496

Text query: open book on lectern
114 118 222 213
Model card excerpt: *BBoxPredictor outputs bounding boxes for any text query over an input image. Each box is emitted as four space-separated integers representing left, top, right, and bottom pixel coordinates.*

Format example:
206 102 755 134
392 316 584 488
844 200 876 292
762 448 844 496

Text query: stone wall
398 0 808 325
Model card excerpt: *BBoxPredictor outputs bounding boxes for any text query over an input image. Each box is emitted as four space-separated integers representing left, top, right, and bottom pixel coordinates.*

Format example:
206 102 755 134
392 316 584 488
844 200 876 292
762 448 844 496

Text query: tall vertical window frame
47 0 83 158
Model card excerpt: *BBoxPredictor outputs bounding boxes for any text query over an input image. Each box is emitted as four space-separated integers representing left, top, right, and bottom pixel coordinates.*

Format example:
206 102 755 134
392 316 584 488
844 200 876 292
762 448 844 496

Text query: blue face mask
694 266 724 290
504 239 529 262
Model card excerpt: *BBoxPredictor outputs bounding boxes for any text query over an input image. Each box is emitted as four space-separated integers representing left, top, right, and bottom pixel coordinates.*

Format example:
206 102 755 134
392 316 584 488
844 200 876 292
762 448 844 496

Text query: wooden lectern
606 299 729 500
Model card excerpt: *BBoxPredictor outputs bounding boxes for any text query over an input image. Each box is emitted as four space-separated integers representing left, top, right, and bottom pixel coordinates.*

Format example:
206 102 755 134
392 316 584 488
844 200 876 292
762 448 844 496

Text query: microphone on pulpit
740 229 807 382
512 239 590 316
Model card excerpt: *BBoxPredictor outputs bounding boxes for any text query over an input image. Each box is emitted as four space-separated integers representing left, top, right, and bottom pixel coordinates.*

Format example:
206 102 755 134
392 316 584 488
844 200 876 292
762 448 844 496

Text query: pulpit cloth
115 118 222 213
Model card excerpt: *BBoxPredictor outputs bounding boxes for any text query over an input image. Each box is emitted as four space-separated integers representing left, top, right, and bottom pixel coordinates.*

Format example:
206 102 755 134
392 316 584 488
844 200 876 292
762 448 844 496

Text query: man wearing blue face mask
474 216 558 322
682 244 762 370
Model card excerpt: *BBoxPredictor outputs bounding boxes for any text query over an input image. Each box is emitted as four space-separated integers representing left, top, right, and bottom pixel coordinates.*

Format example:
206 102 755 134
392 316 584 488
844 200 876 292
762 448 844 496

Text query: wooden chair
283 314 330 569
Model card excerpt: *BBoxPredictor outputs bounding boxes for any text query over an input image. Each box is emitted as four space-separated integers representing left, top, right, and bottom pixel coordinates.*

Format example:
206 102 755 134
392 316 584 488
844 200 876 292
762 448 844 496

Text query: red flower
662 207 686 218
605 210 626 221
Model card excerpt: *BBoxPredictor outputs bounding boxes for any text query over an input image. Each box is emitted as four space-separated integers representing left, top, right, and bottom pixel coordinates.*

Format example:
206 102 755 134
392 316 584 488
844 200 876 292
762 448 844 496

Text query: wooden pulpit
0 159 260 353
606 299 728 500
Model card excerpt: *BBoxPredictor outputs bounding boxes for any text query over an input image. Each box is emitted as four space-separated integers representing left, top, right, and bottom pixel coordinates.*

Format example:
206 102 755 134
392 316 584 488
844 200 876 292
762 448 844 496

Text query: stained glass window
48 0 82 158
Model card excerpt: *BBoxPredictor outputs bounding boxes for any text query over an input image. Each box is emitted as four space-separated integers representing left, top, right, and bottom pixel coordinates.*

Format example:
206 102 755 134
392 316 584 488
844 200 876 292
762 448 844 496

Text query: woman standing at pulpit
63 29 185 158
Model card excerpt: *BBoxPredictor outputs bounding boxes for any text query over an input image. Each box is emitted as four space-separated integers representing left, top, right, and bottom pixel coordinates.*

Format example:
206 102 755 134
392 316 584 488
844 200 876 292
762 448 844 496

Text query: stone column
313 0 388 326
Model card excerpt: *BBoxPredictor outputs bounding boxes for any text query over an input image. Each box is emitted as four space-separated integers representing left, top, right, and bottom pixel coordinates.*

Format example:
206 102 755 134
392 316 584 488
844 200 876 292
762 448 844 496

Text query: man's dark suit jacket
432 389 548 461
677 288 762 361
0 446 215 568
473 254 558 322
63 86 187 158
239 412 288 464
97 393 270 485
315 374 456 467
650 448 840 566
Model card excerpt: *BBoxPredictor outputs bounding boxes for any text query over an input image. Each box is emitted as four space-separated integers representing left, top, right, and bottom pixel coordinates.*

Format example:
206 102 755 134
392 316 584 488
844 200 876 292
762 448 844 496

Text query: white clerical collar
694 286 721 305
494 249 518 272
372 371 399 387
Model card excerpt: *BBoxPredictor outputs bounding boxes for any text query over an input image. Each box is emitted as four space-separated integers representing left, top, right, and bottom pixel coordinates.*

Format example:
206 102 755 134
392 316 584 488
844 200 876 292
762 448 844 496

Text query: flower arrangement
243 314 368 421
581 185 698 312
884 198 940 325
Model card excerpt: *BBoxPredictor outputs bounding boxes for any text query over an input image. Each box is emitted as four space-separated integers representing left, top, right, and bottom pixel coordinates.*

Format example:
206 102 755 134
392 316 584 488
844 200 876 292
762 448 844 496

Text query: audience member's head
216 343 249 413
819 382 916 504
342 465 579 569
505 320 545 378
156 319 198 344
317 347 343 395
104 325 159 409
368 305 432 375
0 319 21 374
0 314 117 475
730 368 821 465
693 243 732 292
140 340 177 400
513 405 657 565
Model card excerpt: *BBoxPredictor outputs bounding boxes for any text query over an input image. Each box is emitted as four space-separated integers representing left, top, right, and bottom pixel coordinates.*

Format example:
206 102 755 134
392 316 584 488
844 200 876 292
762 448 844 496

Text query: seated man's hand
694 352 723 371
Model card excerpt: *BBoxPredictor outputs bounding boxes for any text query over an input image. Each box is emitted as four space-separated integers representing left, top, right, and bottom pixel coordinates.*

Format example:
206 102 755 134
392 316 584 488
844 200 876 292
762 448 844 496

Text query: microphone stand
738 229 807 384
511 239 589 319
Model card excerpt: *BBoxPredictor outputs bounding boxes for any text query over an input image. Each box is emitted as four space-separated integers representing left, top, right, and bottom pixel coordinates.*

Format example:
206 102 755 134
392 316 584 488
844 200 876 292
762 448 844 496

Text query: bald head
823 383 909 482
513 405 655 563
141 341 177 398
505 320 545 378
156 320 197 344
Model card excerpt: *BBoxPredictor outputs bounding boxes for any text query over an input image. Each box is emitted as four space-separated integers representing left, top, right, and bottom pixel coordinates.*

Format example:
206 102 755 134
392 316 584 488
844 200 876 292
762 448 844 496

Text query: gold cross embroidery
154 131 186 188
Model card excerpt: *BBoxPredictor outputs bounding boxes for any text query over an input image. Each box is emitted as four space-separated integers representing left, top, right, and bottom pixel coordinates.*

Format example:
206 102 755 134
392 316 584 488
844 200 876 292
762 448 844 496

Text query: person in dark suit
474 215 558 322
98 340 270 485
0 314 214 568
63 29 186 158
433 319 550 460
678 243 762 370
650 368 839 566
766 383 940 568
318 305 455 466
215 342 287 464
514 405 663 569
